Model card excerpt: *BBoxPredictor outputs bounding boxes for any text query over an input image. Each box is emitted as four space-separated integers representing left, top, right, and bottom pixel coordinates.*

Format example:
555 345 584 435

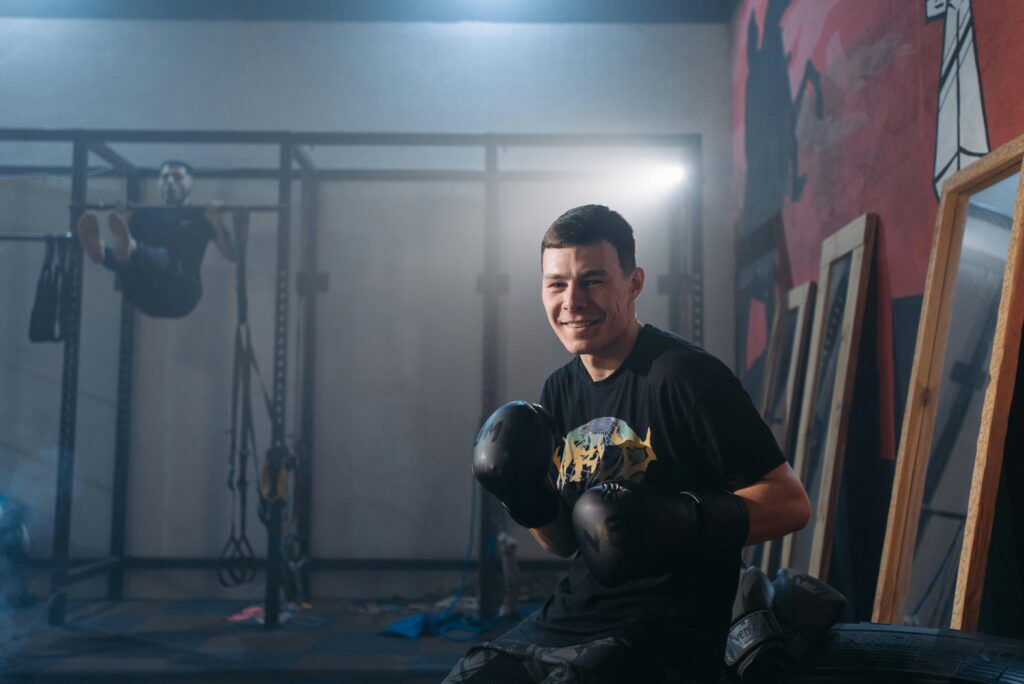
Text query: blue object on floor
381 478 494 642
380 612 494 642
380 614 434 639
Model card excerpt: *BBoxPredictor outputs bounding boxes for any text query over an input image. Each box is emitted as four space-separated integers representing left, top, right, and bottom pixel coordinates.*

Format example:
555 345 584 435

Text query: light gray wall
0 18 733 598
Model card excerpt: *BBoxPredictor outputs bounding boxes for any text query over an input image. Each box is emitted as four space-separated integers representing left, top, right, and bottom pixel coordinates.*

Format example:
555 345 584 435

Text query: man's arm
733 462 810 545
205 203 237 262
528 501 577 558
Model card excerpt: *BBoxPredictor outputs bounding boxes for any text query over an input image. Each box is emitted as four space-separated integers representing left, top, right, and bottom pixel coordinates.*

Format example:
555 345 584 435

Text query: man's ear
629 267 645 301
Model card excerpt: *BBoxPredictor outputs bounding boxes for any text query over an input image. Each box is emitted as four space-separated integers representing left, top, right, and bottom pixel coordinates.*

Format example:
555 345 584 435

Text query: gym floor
1 598 536 683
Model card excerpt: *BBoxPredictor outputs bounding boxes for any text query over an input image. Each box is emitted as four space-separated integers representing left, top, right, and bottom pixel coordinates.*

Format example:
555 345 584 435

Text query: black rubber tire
788 623 1024 683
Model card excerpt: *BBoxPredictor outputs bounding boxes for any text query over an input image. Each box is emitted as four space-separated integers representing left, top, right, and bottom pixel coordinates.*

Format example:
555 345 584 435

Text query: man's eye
583 280 603 287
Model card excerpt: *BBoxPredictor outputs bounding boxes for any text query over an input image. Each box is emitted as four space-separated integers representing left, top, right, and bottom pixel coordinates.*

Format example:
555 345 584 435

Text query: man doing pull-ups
77 160 236 318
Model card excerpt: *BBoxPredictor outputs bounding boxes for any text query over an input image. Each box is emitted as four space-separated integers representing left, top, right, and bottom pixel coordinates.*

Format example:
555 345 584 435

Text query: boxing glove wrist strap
683 489 749 553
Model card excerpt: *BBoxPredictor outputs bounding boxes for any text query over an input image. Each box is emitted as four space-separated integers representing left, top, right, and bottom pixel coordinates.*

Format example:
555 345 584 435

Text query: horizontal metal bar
64 556 121 584
30 556 570 572
0 165 122 177
173 168 486 181
307 558 571 572
0 232 72 242
295 131 700 148
2 166 690 184
0 128 700 149
305 168 690 182
0 129 292 144
2 166 485 181
313 169 480 181
78 203 287 213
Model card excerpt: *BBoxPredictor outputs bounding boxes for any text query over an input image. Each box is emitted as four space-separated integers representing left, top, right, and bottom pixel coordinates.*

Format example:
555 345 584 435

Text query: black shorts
442 632 698 684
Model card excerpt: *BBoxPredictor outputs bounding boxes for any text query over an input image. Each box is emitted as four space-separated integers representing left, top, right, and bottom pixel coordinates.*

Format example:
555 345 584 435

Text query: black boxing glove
724 565 787 681
571 479 749 587
473 401 562 529
771 568 846 661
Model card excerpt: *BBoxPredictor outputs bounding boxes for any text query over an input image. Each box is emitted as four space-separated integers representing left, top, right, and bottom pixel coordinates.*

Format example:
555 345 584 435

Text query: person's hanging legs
104 212 203 318
76 212 104 264
106 208 135 263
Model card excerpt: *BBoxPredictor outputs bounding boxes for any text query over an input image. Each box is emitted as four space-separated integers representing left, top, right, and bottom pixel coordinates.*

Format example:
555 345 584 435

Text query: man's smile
562 316 603 330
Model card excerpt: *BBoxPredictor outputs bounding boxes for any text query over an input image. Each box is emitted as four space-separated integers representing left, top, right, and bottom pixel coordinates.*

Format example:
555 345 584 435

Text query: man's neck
579 319 642 382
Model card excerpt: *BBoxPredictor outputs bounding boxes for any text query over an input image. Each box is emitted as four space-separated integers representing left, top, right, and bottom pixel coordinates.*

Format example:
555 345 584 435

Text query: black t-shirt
521 324 785 679
129 207 215 274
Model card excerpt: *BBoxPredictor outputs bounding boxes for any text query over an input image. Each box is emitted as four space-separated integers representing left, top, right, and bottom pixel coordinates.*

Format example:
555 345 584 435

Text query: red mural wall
731 0 1024 462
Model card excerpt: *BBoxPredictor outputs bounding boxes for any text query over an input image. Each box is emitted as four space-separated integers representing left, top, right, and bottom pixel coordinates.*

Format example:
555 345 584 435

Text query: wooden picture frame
873 134 1024 630
754 281 816 574
780 214 876 580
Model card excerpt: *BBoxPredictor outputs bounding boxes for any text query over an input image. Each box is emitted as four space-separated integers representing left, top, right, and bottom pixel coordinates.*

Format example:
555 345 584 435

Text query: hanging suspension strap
27 236 69 343
28 237 58 343
219 211 262 587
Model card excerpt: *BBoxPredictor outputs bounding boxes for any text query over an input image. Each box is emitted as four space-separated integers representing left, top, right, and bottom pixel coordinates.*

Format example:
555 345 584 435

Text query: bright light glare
643 164 686 186
616 164 688 195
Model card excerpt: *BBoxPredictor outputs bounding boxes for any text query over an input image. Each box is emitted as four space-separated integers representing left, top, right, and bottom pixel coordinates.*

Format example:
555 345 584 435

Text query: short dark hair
541 204 636 273
160 160 194 176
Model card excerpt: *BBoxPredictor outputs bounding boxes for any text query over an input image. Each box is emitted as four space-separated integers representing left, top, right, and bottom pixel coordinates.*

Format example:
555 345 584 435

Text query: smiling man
448 204 810 683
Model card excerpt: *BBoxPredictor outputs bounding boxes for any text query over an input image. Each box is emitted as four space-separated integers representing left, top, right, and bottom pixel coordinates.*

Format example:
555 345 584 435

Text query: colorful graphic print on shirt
556 417 657 500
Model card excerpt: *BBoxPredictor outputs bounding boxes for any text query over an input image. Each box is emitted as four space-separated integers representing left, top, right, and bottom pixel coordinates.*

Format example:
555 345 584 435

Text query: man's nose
563 282 587 309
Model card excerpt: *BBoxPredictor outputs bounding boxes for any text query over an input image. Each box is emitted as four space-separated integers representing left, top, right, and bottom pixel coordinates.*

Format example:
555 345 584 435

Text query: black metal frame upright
0 128 701 628
293 144 321 598
47 140 87 625
106 145 140 602
477 141 505 619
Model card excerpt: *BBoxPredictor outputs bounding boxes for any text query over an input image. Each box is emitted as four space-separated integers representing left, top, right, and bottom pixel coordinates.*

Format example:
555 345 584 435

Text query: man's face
541 241 644 357
159 164 193 206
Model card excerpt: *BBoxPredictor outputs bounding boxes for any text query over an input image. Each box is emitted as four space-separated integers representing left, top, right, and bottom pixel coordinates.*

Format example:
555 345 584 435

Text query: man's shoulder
639 325 737 386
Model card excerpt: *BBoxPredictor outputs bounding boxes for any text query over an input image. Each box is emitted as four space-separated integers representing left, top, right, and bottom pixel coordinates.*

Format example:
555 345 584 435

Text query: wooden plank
760 281 815 449
782 215 870 574
872 189 970 623
808 215 876 580
944 134 1024 197
749 294 790 571
952 157 1024 630
786 282 816 449
781 260 831 571
757 281 815 574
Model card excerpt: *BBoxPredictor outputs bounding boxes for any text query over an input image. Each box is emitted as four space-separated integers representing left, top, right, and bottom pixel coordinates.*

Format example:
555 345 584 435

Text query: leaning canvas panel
750 280 815 575
780 214 876 581
873 133 1024 630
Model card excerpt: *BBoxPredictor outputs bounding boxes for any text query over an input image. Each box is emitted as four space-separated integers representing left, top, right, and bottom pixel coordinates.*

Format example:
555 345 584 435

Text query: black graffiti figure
737 0 823 397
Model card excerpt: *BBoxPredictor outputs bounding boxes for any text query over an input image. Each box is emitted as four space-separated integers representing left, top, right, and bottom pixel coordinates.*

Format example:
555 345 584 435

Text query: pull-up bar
0 232 73 242
75 203 287 213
